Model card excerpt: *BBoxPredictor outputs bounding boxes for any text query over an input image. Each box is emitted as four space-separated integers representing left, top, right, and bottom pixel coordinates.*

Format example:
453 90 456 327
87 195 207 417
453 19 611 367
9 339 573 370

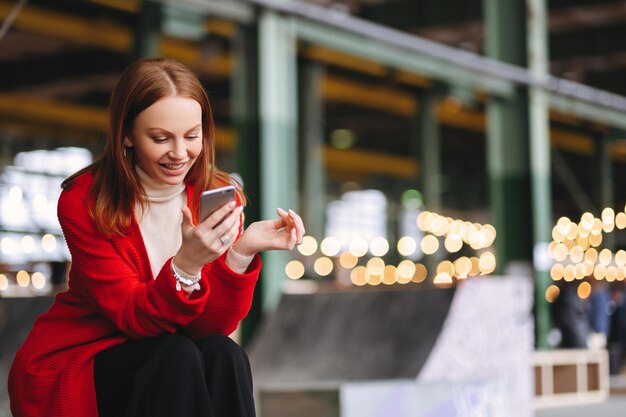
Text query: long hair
62 58 241 236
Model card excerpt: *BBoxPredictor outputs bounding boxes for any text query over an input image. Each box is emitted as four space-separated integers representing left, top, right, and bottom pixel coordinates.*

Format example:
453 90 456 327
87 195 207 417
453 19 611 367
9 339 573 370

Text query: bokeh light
285 260 305 280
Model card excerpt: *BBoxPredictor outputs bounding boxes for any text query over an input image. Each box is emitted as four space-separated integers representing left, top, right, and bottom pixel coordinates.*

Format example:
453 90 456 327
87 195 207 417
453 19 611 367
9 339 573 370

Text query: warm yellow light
552 226 565 243
416 211 434 232
444 233 463 253
433 272 453 287
580 212 594 231
21 235 35 254
616 250 626 267
0 274 8 291
397 236 417 257
1 237 15 255
348 237 369 257
607 266 617 282
16 270 30 287
577 282 592 299
31 272 46 290
42 234 57 252
602 207 615 225
369 237 389 257
421 235 439 255
453 257 471 278
566 223 579 240
397 260 416 282
563 265 576 282
550 263 565 281
339 251 359 269
575 263 586 280
366 257 385 276
320 237 341 257
297 236 318 256
616 212 626 229
584 260 595 276
589 233 603 248
285 260 305 280
594 264 607 280
584 248 598 263
546 284 560 302
469 257 480 276
591 218 603 236
483 224 496 246
437 260 455 276
382 265 397 285
367 272 383 286
431 215 449 236
599 248 612 266
569 246 584 263
413 263 428 283
313 257 334 277
552 243 568 262
478 252 496 274
350 266 369 286
575 235 589 250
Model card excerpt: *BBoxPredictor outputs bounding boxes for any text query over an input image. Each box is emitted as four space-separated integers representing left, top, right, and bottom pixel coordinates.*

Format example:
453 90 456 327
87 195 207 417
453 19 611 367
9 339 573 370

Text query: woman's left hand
232 208 305 257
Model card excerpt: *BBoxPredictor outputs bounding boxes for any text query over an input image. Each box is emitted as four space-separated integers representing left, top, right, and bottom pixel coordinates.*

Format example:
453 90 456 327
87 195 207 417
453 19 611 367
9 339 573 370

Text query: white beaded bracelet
171 263 201 292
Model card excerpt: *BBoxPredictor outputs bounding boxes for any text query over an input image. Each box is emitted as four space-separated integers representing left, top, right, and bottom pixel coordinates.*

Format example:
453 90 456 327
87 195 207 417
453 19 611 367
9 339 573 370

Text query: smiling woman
7 58 305 417
124 96 203 187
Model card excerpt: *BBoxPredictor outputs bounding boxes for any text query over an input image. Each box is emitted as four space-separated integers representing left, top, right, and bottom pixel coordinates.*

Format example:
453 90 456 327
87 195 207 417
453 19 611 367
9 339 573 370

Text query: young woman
8 58 304 417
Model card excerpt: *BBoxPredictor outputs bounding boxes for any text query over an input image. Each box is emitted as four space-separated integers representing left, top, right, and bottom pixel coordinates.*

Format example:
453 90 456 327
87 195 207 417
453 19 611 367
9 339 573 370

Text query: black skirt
93 333 256 417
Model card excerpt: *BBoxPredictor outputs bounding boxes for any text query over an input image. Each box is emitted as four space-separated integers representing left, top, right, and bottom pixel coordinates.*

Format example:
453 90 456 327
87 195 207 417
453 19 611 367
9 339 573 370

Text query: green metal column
418 90 442 212
301 62 326 239
133 1 161 59
258 11 299 312
527 0 552 349
232 26 262 344
483 0 532 274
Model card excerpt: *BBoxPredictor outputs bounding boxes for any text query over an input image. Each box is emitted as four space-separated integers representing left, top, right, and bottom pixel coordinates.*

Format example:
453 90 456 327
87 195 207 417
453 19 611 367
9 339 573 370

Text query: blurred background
3 0 626 416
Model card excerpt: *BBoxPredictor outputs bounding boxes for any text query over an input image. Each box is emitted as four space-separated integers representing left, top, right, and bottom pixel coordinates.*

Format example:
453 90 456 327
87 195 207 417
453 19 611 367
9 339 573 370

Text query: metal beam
243 0 626 128
148 0 254 24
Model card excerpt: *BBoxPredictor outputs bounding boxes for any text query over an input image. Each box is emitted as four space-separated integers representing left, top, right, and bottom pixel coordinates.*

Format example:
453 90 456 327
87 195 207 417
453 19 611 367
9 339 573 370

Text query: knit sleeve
58 178 209 340
183 251 261 339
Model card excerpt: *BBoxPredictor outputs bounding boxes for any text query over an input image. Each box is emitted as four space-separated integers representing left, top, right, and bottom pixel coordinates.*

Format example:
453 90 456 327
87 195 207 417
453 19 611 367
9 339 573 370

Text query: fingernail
288 209 296 215
229 201 236 208
277 207 286 213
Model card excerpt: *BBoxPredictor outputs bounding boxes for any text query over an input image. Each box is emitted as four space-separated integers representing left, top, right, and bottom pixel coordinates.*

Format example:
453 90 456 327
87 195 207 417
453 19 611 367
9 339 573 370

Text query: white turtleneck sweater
134 166 253 287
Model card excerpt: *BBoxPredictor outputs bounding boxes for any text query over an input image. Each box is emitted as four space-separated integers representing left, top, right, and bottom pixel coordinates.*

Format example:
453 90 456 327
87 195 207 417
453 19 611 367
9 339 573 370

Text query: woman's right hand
173 201 243 275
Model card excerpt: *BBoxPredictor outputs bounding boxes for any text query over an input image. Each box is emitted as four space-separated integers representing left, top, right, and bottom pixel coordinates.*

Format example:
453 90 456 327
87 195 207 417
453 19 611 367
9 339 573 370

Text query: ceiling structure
1 0 626 211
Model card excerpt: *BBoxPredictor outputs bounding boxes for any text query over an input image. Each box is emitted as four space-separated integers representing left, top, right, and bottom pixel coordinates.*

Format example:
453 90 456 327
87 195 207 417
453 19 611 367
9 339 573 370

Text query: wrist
231 242 255 258
172 255 201 276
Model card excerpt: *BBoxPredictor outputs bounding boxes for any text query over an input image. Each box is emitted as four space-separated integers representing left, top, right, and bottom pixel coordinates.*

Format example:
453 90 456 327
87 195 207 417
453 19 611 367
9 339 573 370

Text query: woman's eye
152 137 168 142
185 135 199 140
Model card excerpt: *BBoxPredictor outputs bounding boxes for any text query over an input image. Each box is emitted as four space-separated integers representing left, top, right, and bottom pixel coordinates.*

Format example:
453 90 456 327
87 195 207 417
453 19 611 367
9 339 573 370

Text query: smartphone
200 185 236 222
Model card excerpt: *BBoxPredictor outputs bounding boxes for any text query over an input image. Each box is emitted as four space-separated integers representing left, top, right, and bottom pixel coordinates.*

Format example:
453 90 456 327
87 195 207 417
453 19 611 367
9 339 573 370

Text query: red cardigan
8 172 261 417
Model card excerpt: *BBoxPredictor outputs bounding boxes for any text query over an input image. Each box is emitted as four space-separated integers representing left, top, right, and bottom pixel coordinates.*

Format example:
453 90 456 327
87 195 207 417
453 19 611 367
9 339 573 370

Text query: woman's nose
169 139 186 158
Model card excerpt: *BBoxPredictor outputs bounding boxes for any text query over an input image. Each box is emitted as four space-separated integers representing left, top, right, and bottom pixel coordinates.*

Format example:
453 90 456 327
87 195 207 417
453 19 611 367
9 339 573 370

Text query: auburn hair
62 58 242 236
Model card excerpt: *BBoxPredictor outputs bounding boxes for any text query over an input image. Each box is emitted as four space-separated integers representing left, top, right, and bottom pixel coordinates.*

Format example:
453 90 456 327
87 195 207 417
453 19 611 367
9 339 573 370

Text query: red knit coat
8 172 261 417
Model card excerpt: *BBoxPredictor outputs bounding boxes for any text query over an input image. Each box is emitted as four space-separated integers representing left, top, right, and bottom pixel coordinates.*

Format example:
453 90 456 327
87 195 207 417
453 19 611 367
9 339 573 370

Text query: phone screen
199 186 236 222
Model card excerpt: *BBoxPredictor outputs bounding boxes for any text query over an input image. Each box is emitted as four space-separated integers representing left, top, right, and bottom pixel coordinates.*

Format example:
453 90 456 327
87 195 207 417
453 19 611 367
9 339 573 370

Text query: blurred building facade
2 0 626 353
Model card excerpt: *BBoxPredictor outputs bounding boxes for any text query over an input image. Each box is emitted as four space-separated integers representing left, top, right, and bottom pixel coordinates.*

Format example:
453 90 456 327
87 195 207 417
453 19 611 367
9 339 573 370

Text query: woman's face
125 95 203 187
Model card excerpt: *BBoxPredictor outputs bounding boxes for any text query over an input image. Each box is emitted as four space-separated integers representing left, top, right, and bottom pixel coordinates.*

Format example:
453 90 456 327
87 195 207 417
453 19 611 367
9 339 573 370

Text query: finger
288 209 305 242
287 227 298 249
202 200 237 229
214 206 243 239
276 208 295 228
181 206 196 230
289 210 305 238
